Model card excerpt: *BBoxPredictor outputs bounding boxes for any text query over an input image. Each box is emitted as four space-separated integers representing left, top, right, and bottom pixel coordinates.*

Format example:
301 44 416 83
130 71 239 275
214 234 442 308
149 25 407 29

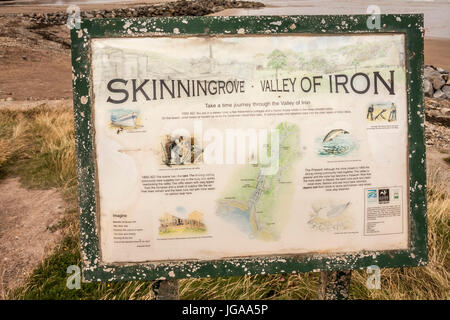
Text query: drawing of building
158 211 207 235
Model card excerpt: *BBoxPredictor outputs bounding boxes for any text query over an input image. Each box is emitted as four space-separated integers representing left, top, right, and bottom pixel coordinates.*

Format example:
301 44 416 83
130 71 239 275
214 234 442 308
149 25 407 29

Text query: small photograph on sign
378 188 390 204
317 128 359 157
367 189 378 203
366 103 397 122
161 134 204 166
307 200 354 232
158 208 208 239
109 109 143 132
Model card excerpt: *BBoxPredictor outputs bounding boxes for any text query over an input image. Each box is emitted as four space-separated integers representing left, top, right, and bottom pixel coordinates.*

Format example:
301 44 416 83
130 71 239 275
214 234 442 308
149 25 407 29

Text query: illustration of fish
322 129 349 143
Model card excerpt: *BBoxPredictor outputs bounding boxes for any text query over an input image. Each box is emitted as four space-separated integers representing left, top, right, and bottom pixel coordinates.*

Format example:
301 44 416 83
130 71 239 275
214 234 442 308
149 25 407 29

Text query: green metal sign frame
71 14 427 282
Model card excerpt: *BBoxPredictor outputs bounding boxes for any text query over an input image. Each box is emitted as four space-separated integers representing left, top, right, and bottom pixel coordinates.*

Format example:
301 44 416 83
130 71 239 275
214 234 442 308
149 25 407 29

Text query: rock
424 66 438 78
442 75 449 84
429 109 441 118
433 90 446 99
423 79 434 97
5 97 14 101
432 74 445 90
26 1 266 26
442 85 450 98
424 65 450 99
441 108 450 116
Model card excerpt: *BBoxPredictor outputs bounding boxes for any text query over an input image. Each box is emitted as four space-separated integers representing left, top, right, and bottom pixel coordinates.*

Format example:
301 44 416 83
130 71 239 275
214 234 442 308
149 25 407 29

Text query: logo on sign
378 188 390 203
367 189 377 202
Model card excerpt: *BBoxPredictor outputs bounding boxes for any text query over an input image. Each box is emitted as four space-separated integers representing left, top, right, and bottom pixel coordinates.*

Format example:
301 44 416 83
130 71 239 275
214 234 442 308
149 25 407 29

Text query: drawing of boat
111 112 137 127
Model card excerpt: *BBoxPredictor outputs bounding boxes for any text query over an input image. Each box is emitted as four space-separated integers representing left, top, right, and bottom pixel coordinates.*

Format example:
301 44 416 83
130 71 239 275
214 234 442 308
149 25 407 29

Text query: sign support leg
318 270 352 300
152 279 179 300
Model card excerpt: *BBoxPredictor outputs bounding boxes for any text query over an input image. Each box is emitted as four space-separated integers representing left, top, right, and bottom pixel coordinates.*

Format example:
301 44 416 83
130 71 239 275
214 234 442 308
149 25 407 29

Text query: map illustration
216 122 301 241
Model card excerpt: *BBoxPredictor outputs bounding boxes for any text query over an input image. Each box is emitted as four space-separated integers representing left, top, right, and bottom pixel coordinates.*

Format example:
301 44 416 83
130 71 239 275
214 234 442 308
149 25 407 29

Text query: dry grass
0 139 13 167
0 262 7 299
0 103 448 300
0 104 76 192
179 272 320 300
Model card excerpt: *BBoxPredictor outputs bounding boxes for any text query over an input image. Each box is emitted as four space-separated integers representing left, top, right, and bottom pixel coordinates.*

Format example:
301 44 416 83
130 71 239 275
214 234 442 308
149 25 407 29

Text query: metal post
152 279 179 300
318 270 352 300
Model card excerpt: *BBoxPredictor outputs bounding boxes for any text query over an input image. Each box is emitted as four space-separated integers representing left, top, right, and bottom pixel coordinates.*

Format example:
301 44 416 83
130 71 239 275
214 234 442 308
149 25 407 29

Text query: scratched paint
71 15 427 282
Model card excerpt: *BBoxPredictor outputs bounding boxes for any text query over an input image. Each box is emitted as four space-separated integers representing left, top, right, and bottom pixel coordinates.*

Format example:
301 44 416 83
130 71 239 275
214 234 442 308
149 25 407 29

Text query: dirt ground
424 38 450 72
0 16 72 101
0 177 65 296
0 1 174 101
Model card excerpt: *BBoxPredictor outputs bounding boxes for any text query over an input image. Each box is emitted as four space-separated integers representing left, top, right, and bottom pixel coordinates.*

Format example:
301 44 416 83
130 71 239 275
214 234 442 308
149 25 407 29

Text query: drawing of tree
267 49 287 79
309 56 328 73
351 58 360 72
297 56 306 70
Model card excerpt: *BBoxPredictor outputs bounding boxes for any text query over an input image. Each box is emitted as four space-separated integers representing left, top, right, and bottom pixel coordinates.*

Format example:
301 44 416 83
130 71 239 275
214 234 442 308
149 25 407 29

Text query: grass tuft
0 104 77 193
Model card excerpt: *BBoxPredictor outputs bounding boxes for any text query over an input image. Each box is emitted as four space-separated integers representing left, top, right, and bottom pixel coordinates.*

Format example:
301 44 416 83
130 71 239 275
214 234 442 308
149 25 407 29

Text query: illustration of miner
169 135 185 165
388 103 397 122
367 104 374 121
164 135 172 166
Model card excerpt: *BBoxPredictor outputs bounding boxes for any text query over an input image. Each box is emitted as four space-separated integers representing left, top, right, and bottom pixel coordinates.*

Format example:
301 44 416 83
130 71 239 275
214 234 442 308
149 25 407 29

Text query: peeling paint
80 96 88 105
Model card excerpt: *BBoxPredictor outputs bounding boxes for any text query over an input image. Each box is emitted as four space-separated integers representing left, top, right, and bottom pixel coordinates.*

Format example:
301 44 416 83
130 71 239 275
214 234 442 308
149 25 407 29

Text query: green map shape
217 122 301 241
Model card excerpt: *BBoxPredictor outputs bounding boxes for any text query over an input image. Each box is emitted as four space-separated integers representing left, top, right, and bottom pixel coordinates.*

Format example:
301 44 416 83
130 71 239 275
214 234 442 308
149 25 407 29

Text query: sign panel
71 15 427 282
